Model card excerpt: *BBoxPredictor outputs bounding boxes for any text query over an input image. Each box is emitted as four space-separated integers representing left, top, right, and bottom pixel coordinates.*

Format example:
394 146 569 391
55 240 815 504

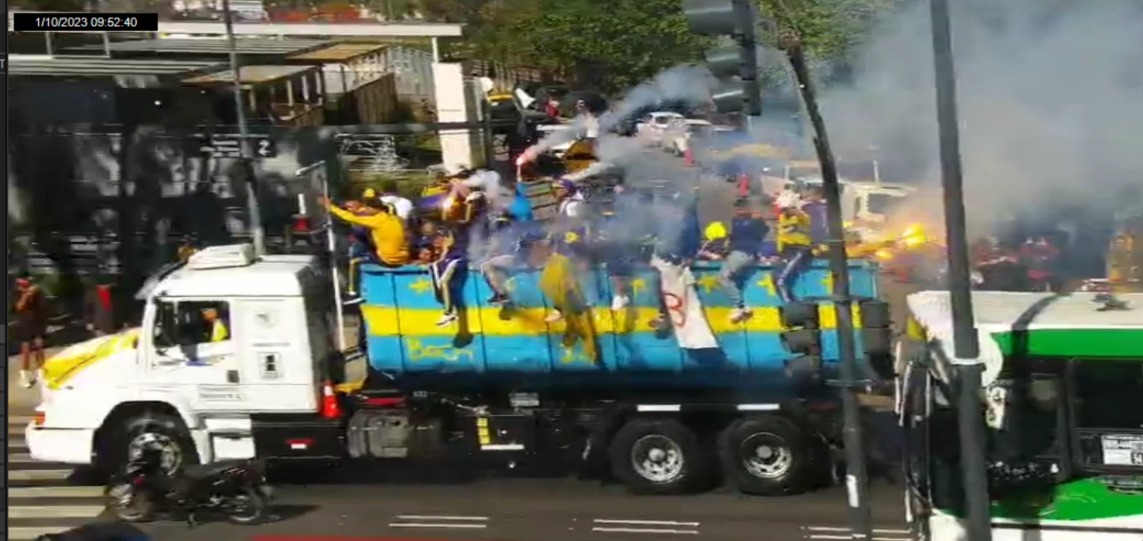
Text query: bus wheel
609 418 708 495
718 415 812 496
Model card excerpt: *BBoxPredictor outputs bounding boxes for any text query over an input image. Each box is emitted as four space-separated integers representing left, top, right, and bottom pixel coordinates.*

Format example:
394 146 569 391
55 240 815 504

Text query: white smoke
817 0 1143 237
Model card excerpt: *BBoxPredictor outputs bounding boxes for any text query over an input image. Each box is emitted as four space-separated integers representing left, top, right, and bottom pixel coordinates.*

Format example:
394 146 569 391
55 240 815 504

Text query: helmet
704 221 728 242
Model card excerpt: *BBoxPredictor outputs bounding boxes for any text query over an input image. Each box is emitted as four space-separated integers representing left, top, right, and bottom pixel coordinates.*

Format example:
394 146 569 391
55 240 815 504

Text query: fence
8 122 512 282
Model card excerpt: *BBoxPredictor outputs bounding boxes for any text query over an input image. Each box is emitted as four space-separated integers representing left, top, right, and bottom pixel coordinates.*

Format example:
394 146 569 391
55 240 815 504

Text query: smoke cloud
817 0 1143 238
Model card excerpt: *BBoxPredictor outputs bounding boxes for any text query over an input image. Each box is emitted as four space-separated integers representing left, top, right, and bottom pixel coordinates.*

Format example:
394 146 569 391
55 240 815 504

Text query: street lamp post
928 0 992 539
222 0 267 256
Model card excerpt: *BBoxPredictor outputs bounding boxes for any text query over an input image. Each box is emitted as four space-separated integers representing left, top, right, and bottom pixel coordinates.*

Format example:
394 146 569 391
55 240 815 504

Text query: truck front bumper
26 423 95 465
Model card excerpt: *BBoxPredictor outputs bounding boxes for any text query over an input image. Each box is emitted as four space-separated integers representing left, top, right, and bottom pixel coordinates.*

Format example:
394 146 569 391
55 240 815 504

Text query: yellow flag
539 254 598 362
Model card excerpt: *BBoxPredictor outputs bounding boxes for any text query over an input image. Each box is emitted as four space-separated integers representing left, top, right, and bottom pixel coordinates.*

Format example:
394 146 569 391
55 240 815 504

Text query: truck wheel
718 415 813 496
99 412 199 476
609 418 709 495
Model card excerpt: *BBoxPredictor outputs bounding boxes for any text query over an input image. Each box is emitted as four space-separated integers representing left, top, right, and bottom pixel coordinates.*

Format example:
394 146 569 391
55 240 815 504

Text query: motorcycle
105 434 273 527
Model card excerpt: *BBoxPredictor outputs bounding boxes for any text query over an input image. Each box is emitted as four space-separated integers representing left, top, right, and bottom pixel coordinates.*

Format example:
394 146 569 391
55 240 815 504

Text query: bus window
1073 359 1143 430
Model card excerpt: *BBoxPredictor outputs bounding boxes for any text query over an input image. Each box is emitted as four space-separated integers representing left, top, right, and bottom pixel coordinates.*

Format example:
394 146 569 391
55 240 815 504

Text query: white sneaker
729 307 753 324
436 311 459 327
545 310 565 323
19 370 33 389
611 295 630 311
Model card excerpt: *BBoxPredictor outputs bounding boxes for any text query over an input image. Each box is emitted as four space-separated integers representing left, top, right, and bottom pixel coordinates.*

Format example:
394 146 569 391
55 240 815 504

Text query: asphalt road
124 474 912 541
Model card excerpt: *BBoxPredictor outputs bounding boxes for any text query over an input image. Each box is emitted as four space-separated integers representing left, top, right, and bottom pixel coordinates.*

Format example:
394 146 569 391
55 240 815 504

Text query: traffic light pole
223 0 267 256
785 43 874 541
929 0 992 538
732 0 762 120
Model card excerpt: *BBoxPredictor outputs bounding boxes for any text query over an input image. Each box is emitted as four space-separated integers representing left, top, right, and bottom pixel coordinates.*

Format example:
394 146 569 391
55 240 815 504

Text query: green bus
897 291 1143 541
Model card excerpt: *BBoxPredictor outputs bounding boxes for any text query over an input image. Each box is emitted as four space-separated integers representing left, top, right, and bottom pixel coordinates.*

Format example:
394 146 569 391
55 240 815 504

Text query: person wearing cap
13 275 48 388
774 192 814 302
375 180 413 222
719 199 770 323
324 196 410 269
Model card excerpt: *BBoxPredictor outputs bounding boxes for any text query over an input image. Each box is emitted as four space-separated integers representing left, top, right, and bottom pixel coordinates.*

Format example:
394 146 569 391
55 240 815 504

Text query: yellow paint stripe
361 305 863 337
43 330 141 390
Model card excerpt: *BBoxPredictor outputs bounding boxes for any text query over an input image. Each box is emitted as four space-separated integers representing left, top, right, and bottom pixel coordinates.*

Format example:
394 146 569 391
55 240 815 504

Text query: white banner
651 256 719 350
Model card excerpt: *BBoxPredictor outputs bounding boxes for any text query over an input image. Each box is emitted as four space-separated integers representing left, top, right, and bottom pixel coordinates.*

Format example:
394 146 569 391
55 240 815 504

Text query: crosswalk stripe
8 505 106 519
7 452 36 464
9 485 105 498
9 526 73 540
8 469 75 481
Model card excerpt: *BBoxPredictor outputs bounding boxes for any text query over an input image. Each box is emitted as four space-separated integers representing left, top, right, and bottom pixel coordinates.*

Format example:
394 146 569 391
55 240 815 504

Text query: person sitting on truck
428 225 467 327
720 198 771 323
480 217 545 307
340 198 383 302
375 180 414 222
323 197 410 268
801 187 829 253
594 183 650 311
698 221 729 260
774 192 814 302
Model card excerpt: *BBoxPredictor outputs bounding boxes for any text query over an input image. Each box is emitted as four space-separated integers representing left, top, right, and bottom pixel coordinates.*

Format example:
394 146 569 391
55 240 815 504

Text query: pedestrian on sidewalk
83 275 118 337
13 274 48 388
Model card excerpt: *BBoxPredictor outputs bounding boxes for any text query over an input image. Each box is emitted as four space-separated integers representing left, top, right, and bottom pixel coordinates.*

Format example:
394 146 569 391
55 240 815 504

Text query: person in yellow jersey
774 192 814 302
322 196 410 267
201 307 230 342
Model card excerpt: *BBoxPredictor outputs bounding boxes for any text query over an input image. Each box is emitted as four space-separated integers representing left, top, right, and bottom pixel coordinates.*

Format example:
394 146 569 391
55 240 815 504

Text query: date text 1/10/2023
12 12 160 32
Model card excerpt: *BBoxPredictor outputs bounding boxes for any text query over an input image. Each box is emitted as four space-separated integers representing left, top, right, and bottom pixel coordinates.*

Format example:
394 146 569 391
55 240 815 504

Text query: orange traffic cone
683 148 695 167
319 380 343 419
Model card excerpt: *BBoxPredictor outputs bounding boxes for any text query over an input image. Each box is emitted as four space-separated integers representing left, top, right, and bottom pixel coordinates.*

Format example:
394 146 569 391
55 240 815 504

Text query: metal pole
733 0 762 119
786 43 873 541
296 161 347 352
929 0 991 539
222 0 267 256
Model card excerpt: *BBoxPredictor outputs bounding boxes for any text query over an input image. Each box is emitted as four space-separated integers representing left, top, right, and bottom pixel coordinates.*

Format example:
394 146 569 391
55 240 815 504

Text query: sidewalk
7 346 64 413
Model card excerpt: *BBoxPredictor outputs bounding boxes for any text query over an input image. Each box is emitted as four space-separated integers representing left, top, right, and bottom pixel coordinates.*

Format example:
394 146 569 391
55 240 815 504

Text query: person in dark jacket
801 187 829 251
719 198 770 323
83 276 118 337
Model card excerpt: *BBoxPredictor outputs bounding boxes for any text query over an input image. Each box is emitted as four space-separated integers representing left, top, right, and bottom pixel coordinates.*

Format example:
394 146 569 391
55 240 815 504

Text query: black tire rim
126 432 182 474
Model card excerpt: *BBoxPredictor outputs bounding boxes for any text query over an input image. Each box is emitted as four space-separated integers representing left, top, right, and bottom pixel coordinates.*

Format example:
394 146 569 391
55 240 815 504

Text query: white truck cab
25 244 337 473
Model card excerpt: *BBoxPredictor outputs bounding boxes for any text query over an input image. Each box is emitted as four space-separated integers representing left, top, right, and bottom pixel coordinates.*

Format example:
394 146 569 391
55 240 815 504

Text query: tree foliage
421 0 897 92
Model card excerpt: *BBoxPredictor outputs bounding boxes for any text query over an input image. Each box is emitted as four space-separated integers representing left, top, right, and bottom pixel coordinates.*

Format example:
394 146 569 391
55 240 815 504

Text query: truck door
233 298 318 412
147 298 243 412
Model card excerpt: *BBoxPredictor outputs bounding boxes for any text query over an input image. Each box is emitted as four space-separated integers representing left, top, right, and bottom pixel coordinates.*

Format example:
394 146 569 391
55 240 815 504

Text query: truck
26 243 893 496
897 290 1143 540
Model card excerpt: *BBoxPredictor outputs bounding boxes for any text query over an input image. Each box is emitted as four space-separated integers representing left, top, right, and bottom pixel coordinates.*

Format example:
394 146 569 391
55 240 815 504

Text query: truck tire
99 412 199 476
718 415 813 496
608 418 709 495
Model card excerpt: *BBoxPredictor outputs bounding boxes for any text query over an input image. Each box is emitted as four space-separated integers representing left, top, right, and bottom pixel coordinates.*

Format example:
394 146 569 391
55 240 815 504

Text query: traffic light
779 301 823 387
859 300 894 380
682 0 762 116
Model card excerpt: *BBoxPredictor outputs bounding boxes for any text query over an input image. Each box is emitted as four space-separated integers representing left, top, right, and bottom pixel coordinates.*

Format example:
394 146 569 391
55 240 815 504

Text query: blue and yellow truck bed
358 260 878 391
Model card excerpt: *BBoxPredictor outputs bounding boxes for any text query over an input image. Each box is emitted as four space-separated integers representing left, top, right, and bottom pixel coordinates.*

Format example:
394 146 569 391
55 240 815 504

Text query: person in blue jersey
718 198 771 323
595 183 645 310
426 222 468 327
480 213 545 307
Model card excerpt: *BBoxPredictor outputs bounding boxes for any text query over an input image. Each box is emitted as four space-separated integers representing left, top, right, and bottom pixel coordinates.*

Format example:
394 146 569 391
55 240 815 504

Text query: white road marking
8 505 106 519
9 526 73 540
394 515 489 521
8 469 75 481
389 523 488 529
7 453 36 464
592 527 700 535
802 525 913 541
594 519 701 527
9 485 104 498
